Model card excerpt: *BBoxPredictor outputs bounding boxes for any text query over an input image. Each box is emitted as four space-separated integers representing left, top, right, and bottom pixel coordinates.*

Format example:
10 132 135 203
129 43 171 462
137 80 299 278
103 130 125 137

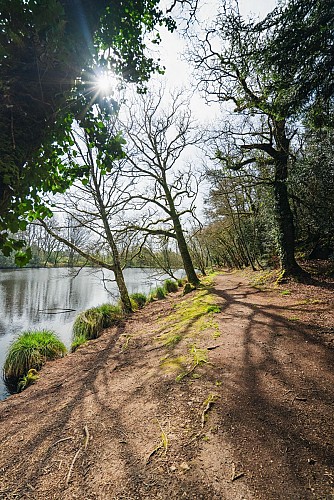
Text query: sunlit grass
4 330 67 379
72 307 105 342
163 279 178 293
71 303 123 351
130 292 147 310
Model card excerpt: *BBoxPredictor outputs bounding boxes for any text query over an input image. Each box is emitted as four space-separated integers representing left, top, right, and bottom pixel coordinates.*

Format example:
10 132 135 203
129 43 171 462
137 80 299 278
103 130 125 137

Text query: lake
0 267 178 400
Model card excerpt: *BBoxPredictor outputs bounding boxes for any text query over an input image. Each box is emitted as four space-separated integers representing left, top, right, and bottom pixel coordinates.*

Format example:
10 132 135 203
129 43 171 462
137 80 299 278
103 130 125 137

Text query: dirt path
0 271 333 499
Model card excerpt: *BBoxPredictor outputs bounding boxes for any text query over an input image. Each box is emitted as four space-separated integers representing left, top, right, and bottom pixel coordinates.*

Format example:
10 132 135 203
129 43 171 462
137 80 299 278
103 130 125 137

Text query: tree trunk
273 120 307 278
160 173 200 286
171 213 200 286
273 159 306 277
90 166 133 313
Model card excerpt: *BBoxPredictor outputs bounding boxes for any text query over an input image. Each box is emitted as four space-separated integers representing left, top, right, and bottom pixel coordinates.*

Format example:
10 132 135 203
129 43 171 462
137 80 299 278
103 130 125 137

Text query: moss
156 279 220 345
4 330 67 380
162 333 182 347
183 282 196 295
160 355 187 373
206 305 221 313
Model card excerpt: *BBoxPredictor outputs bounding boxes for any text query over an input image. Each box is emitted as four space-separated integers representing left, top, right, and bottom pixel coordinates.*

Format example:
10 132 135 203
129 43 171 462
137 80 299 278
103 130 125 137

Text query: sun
96 73 113 95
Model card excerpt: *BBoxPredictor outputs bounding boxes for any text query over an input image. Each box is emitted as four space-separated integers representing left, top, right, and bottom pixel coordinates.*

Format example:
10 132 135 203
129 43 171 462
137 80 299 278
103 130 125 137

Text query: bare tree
119 87 203 286
39 110 135 313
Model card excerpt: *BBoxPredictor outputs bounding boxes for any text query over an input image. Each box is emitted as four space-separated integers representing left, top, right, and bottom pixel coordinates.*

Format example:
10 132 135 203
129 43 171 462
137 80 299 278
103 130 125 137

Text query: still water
0 267 174 400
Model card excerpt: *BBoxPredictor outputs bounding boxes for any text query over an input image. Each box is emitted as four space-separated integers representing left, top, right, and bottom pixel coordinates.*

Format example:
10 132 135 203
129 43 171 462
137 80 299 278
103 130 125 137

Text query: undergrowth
71 304 123 351
4 330 67 380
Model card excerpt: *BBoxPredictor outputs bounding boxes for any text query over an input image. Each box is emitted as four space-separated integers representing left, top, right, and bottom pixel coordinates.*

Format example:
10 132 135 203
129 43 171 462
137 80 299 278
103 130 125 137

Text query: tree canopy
254 0 334 126
0 0 176 258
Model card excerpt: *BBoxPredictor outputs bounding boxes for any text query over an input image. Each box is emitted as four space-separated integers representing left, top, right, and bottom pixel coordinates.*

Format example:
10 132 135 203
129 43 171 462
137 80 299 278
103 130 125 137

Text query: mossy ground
153 273 222 380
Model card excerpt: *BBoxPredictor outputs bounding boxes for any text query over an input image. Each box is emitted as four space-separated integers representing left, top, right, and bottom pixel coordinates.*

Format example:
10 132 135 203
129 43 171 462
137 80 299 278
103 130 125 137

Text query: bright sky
148 0 279 220
153 0 278 119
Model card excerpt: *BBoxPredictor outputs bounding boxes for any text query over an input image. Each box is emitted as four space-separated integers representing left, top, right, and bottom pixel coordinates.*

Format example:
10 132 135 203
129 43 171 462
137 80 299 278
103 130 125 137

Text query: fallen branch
83 425 90 450
65 448 81 487
231 462 245 482
52 437 73 447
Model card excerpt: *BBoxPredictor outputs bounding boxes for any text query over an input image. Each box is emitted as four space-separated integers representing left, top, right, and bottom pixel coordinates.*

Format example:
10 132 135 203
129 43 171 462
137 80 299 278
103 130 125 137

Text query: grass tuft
155 286 167 300
71 333 88 352
4 330 67 380
164 279 178 293
148 286 167 301
97 303 123 327
72 307 104 341
130 292 147 310
72 303 123 350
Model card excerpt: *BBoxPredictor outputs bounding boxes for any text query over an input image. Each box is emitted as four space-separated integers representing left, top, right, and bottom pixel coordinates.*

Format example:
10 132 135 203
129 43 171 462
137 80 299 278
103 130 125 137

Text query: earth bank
0 270 333 499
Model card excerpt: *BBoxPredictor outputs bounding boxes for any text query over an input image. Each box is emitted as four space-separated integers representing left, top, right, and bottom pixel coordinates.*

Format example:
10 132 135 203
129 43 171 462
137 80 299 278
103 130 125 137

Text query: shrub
177 278 186 287
4 330 67 380
17 369 39 392
164 279 178 293
130 292 147 310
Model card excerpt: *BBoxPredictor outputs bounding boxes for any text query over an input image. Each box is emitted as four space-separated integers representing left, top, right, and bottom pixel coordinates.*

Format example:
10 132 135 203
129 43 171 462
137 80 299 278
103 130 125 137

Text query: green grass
164 279 178 293
130 292 147 310
72 303 123 350
71 333 88 352
4 330 67 380
97 303 123 327
148 286 167 302
72 307 105 342
155 286 167 299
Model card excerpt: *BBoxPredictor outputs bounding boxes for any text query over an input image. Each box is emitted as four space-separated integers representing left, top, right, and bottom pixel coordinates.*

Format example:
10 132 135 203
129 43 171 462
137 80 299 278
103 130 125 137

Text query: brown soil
0 270 333 500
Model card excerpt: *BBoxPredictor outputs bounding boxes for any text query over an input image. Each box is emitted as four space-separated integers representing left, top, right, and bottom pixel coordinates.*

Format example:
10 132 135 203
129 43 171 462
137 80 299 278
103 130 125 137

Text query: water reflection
0 267 173 400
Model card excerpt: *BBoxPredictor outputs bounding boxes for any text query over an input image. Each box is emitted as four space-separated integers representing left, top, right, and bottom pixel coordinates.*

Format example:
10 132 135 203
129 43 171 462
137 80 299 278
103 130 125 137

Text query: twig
231 462 245 482
146 420 169 464
83 425 90 450
65 448 81 487
64 426 90 486
52 437 73 447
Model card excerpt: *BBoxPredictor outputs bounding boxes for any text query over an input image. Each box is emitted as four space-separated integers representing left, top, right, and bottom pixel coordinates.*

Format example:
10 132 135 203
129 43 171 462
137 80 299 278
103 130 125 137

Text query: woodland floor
0 266 333 500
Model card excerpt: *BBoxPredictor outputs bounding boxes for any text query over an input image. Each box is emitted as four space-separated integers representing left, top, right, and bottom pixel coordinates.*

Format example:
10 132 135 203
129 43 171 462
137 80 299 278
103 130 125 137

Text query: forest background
0 0 333 304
